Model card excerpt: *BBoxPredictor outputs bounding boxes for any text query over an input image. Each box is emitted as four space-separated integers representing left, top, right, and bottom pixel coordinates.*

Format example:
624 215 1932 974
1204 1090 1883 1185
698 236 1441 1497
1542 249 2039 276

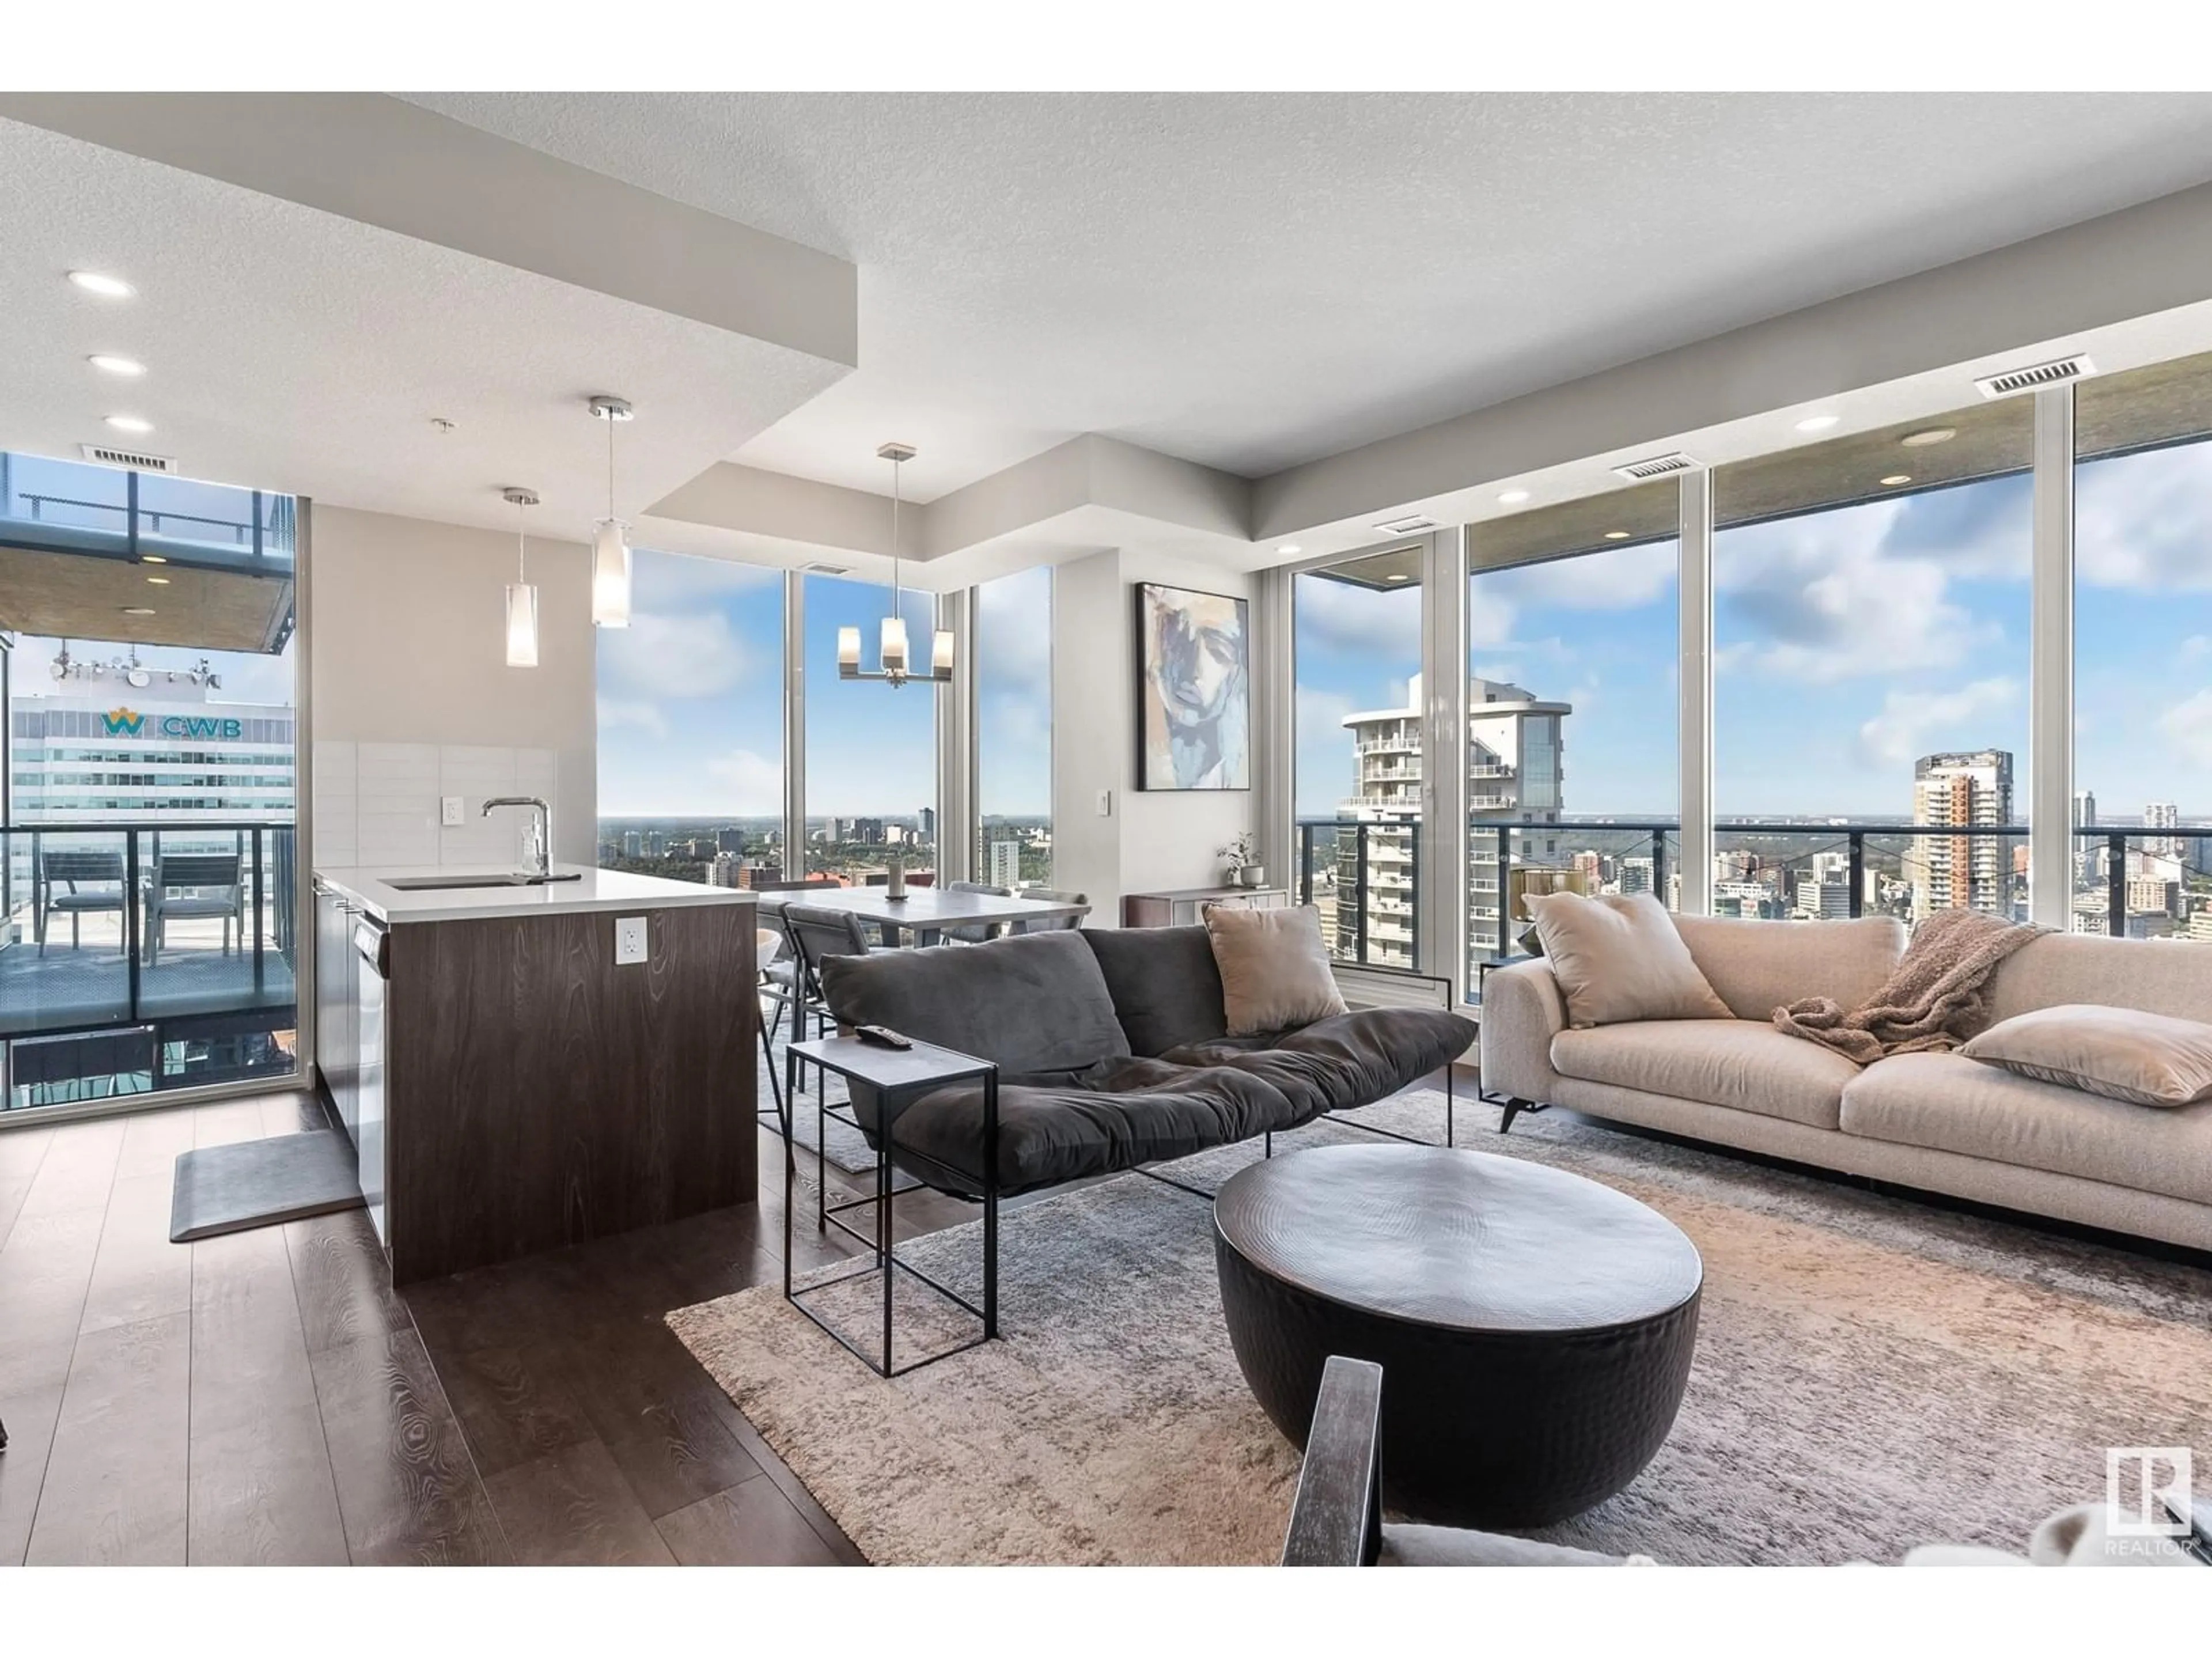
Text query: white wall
1051 548 1259 918
309 503 596 866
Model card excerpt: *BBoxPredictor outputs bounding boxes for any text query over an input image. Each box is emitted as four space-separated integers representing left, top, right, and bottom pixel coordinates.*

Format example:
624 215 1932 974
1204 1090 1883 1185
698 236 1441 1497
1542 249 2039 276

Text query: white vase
1241 865 1266 888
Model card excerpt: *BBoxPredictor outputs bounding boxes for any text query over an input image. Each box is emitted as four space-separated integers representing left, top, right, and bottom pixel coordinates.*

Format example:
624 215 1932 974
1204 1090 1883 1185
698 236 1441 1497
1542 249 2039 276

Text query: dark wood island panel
383 903 757 1284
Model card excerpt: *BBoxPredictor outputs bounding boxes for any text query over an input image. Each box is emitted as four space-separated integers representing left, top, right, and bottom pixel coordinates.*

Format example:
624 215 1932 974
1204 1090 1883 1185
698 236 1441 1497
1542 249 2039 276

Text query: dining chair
37 849 127 955
1013 889 1091 933
145 851 246 967
940 879 1014 944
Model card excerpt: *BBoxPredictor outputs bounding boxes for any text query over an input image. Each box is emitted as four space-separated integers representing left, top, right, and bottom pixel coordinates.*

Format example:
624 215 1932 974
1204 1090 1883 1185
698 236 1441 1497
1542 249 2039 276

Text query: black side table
781 1034 999 1377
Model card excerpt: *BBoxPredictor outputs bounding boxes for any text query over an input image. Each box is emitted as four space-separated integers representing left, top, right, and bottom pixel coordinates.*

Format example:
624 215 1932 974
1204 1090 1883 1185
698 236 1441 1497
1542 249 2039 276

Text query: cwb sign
101 707 246 741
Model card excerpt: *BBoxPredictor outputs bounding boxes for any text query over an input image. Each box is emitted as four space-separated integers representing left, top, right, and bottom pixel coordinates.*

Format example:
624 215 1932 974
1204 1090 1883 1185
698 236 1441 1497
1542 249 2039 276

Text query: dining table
753 884 1090 947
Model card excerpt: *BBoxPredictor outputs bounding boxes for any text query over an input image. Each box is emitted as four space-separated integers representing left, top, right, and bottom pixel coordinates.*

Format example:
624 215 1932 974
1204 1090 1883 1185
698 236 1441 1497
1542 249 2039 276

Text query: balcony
1 822 298 1109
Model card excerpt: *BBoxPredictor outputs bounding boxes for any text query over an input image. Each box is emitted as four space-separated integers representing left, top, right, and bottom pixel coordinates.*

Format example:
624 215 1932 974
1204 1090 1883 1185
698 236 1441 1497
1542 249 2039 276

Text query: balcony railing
1 821 299 1108
1297 815 2212 987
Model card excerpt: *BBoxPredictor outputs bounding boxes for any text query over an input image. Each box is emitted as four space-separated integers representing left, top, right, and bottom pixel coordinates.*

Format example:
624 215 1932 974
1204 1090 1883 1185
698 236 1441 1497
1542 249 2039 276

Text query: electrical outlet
441 795 464 827
614 915 648 965
1096 789 1113 817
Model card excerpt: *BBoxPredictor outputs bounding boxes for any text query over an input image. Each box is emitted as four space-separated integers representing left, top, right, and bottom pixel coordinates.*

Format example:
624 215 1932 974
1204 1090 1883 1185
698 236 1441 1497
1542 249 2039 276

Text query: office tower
1337 672 1572 973
622 830 643 858
9 667 294 824
1907 750 2014 916
717 827 744 853
2071 789 2096 827
706 852 743 888
989 840 1021 890
822 816 842 844
919 806 936 842
2145 801 2180 858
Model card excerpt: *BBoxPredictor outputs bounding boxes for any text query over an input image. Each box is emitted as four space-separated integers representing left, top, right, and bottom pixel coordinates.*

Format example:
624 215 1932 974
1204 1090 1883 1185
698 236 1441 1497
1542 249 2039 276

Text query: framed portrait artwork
1135 582 1251 790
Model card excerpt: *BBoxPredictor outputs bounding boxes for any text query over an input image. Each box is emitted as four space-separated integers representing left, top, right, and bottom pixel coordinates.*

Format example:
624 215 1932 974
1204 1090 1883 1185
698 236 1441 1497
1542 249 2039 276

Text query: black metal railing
3 460 294 566
1 820 298 1044
1296 815 2212 979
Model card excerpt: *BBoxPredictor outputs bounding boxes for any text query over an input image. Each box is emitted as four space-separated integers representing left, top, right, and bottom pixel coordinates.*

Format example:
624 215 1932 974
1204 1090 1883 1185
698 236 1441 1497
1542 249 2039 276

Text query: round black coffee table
1214 1144 1701 1528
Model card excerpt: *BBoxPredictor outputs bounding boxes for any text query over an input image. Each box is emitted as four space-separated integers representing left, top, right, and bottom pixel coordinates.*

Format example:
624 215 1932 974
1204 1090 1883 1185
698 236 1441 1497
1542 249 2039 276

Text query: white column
1421 527 1469 998
1676 471 1714 916
934 586 975 884
782 570 805 872
1251 563 1295 902
2029 385 2075 929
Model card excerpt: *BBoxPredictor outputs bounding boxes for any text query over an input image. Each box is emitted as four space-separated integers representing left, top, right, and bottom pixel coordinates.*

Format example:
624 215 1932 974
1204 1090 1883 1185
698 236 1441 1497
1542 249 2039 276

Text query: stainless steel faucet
482 796 552 878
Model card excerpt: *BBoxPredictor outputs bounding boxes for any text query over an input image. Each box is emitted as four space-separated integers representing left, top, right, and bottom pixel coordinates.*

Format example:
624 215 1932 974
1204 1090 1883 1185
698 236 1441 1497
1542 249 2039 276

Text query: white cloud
2157 687 2212 770
1854 676 2021 769
2180 635 2211 662
599 609 749 699
596 697 667 739
976 565 1054 694
704 747 783 813
1296 576 1423 658
2077 445 2212 592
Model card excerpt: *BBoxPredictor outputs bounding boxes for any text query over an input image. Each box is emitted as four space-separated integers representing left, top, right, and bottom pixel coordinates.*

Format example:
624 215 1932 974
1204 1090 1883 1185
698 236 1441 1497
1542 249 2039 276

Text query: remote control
855 1024 913 1051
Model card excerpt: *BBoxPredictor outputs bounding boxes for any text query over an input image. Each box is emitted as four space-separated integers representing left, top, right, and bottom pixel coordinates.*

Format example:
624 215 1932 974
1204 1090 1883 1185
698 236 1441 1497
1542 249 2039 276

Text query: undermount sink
381 872 586 891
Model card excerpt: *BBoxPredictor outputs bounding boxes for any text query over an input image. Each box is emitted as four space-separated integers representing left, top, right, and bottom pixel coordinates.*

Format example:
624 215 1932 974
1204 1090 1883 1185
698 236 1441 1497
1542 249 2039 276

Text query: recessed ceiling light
1880 474 1912 487
140 554 168 564
1386 573 1412 583
1900 427 1957 448
1497 488 1531 505
146 575 170 585
1277 543 1302 556
1603 530 1632 541
121 606 156 616
69 270 135 298
104 414 153 434
88 354 146 377
1794 414 1842 433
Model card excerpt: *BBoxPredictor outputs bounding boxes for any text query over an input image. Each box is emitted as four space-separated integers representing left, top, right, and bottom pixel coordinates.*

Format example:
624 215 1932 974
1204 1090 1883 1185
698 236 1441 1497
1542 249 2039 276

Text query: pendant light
588 395 634 627
503 486 540 668
838 442 956 687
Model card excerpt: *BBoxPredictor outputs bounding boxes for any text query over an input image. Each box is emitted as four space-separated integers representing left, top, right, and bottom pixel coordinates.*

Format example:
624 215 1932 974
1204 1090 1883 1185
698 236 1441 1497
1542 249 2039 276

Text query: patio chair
36 849 127 955
145 851 245 967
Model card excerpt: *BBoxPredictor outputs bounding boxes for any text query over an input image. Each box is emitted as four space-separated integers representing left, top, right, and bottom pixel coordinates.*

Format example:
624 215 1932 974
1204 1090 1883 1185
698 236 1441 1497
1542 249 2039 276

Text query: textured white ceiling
0 118 846 543
406 90 2212 499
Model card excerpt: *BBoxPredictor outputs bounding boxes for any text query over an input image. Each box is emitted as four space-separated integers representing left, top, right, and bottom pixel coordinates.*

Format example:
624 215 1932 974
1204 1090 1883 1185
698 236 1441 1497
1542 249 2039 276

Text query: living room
1 22 2207 1653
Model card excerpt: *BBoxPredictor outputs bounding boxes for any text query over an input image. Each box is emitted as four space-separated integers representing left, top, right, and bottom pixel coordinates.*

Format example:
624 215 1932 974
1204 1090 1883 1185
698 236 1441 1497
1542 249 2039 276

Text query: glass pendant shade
505 582 540 668
837 626 862 671
932 629 956 674
591 519 631 627
880 615 910 676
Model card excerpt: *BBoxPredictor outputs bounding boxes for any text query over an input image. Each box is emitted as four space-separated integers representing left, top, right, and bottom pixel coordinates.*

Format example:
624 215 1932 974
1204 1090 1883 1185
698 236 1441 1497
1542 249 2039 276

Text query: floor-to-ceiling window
2074 350 2212 939
594 549 786 884
803 574 938 882
1712 402 2033 928
2 451 300 1111
974 564 1052 891
1292 548 1425 968
1466 479 1680 979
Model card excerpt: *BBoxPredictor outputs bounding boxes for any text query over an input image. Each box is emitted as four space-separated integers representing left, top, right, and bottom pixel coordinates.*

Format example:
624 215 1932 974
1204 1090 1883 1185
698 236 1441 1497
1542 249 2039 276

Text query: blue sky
596 551 1052 820
1293 438 2212 822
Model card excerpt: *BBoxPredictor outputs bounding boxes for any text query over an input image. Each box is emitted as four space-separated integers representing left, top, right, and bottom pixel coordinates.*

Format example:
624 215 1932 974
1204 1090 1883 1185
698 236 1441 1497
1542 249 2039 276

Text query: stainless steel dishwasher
353 914 390 1244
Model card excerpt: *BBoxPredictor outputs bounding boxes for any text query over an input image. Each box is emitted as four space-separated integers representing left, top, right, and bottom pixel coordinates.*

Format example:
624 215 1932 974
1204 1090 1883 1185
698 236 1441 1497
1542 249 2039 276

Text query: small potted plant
1219 830 1264 889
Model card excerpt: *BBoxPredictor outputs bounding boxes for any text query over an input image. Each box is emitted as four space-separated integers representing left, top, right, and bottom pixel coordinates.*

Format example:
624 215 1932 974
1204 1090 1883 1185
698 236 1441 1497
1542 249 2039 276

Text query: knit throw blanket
1774 908 2049 1065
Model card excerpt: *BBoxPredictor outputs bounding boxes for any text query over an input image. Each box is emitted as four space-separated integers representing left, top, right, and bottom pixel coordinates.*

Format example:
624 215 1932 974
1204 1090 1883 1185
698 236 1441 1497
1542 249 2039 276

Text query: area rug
668 1089 2212 1566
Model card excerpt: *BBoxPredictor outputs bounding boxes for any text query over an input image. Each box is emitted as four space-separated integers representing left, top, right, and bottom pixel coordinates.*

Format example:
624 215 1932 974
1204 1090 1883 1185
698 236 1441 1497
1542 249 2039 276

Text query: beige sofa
1480 916 2212 1253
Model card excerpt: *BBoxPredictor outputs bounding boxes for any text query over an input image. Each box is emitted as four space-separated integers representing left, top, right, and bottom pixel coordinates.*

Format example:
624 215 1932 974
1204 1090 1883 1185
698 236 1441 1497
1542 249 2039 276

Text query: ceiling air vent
79 442 175 473
1974 354 2096 399
1611 451 1699 482
801 561 851 577
1373 514 1439 536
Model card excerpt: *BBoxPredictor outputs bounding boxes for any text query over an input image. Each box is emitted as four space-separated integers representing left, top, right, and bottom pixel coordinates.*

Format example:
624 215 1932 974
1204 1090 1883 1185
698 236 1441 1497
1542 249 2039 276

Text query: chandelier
838 442 954 687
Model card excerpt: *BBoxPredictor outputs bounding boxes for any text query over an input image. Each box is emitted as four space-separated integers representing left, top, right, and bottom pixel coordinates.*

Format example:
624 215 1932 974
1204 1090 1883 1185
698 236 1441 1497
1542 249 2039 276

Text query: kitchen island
312 862 758 1284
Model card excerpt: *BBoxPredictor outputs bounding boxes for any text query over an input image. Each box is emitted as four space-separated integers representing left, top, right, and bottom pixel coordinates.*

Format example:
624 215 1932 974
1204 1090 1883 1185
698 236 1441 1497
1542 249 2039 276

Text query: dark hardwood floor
0 1089 978 1566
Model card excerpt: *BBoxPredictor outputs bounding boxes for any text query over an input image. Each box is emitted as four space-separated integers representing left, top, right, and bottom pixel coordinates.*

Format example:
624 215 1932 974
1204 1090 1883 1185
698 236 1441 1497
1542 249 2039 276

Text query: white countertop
314 862 758 924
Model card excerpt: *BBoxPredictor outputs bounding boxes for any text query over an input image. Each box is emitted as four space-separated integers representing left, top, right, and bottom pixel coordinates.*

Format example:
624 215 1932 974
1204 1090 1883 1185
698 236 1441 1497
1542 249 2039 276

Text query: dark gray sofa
818 926 1476 1199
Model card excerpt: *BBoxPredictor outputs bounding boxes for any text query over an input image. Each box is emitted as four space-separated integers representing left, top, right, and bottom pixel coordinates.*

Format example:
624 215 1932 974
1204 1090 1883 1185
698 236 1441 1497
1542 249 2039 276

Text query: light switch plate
1096 789 1113 817
440 795 464 827
615 915 648 965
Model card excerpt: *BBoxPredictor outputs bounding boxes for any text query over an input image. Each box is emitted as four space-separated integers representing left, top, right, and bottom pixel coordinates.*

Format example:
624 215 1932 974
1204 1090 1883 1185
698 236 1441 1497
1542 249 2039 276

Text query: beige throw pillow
1961 1003 2212 1108
1525 891 1733 1030
1204 903 1349 1037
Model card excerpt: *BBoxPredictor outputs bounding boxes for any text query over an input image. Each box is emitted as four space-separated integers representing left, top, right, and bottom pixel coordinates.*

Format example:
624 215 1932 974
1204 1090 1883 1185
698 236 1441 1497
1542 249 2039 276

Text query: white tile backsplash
313 743 560 872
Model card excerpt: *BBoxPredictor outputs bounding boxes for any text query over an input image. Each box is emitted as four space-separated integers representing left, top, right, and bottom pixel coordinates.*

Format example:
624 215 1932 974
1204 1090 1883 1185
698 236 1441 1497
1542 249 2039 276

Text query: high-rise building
2071 789 2097 827
1336 673 1570 973
9 665 294 823
706 852 744 888
1907 750 2014 917
821 816 842 844
621 830 643 858
717 827 745 853
918 806 936 843
988 840 1021 890
2145 801 2181 858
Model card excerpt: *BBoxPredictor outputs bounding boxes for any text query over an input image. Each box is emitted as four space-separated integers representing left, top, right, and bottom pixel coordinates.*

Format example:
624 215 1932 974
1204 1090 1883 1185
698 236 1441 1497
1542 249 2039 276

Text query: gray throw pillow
1962 1003 2212 1107
1203 904 1348 1037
